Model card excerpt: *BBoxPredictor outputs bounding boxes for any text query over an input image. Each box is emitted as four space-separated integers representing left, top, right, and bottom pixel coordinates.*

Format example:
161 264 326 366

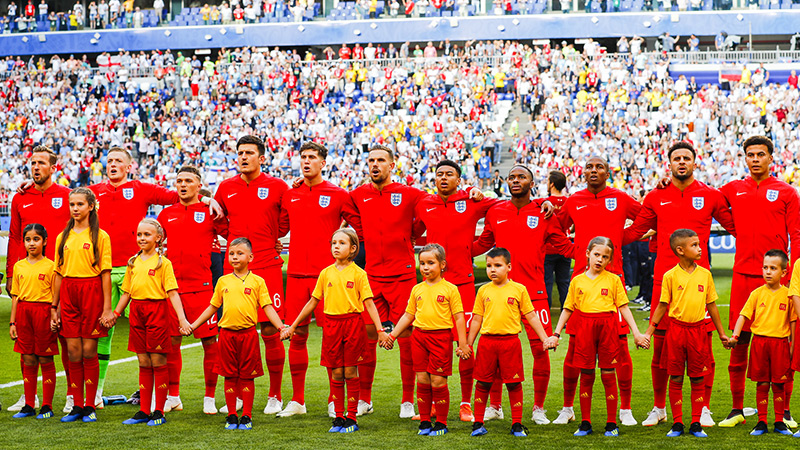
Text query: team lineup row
4 134 800 437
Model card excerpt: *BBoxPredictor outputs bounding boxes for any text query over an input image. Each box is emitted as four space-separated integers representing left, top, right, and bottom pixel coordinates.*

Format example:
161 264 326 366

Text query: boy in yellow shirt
644 229 728 438
729 250 794 436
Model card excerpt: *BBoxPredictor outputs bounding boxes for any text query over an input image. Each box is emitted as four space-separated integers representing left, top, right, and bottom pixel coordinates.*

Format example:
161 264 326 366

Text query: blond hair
128 218 165 270
332 228 359 261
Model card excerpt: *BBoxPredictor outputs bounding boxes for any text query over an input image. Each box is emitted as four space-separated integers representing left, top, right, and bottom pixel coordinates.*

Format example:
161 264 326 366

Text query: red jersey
414 190 497 285
719 176 800 275
624 180 735 280
473 199 574 300
544 194 568 256
343 182 424 279
353 46 364 60
339 47 351 59
6 183 71 279
561 187 641 277
90 180 179 267
278 181 357 277
158 202 227 293
215 173 288 271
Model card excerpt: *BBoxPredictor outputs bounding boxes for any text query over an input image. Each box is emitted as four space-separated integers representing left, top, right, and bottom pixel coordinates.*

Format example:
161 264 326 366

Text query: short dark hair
667 142 696 160
436 159 462 177
237 135 266 156
509 165 533 179
486 247 511 264
369 145 394 161
177 165 202 180
31 145 57 165
743 135 774 155
548 170 566 191
764 249 789 269
300 141 328 159
229 237 253 251
669 228 698 253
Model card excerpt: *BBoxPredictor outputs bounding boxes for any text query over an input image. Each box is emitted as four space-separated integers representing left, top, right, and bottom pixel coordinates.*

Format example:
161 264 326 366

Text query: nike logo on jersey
576 205 587 210
291 198 300 202
426 208 436 212
660 201 671 206
22 203 33 209
168 218 178 222
497 219 507 224
736 192 746 196
227 193 238 198
363 198 373 202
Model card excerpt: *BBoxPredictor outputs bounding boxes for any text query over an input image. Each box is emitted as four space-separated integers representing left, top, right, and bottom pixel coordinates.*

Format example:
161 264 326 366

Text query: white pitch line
0 342 203 389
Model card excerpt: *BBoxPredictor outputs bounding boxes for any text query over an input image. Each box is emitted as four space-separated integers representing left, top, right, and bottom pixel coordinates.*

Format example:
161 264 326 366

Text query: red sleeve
5 194 22 278
624 194 642 220
623 193 657 246
213 186 230 239
471 213 496 257
342 194 363 241
559 198 575 231
213 215 228 240
278 197 290 238
711 190 735 236
545 217 575 258
144 181 180 206
785 187 800 265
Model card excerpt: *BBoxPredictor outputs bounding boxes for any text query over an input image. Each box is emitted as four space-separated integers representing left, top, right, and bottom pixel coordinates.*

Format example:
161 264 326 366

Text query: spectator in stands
132 6 142 27
73 0 83 27
201 4 211 24
660 32 679 51
153 0 164 23
89 1 98 28
109 0 119 23
37 0 46 20
8 1 18 32
220 2 232 22
98 0 108 27
233 4 244 22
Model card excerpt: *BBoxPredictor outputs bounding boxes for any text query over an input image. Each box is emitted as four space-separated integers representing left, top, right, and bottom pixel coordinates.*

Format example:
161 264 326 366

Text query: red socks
757 382 770 423
669 378 683 424
203 340 219 398
167 348 182 397
288 333 309 404
346 377 360 420
83 356 99 408
240 379 255 418
432 385 450 425
704 362 715 409
458 356 474 404
785 377 794 411
529 339 550 408
618 343 633 410
418 382 433 422
262 332 285 401
579 371 596 423
690 380 704 424
139 366 155 415
41 361 56 408
398 337 415 404
473 382 491 422
601 372 618 424
68 359 84 408
22 363 39 408
507 382 523 424
563 361 580 408
489 379 503 409
773 383 785 423
224 377 238 416
359 339 377 404
331 379 345 418
153 365 169 413
59 336 71 388
728 338 749 410
327 368 335 403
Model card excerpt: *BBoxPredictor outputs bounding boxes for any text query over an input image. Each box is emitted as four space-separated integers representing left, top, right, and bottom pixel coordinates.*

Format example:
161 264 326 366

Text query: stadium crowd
0 39 799 209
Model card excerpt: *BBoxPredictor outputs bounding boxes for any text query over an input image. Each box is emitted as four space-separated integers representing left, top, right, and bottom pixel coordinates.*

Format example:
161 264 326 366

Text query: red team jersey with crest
719 176 800 275
343 182 424 279
6 183 71 279
214 173 288 271
561 187 641 277
414 190 497 285
624 180 735 280
158 202 227 293
90 180 179 266
278 180 359 277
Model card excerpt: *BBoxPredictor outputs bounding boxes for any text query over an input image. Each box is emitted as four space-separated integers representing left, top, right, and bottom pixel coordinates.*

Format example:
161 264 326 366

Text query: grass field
0 253 795 449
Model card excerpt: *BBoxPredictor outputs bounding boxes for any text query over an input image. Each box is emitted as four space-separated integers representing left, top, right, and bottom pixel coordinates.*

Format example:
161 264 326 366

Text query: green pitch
0 254 794 448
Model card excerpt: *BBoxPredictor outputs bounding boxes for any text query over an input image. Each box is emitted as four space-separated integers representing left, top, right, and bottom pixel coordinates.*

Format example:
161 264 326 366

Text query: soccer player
717 136 800 428
186 237 286 431
554 157 642 427
728 250 794 436
412 159 497 421
544 170 571 310
214 135 289 414
5 146 70 413
52 188 114 423
643 229 728 438
624 142 735 427
275 142 360 418
158 166 227 414
468 247 554 437
472 165 574 424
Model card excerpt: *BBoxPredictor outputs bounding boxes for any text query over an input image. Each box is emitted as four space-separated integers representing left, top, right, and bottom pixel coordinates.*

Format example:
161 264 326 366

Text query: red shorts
473 335 524 384
216 327 263 379
171 291 218 339
569 312 619 370
129 300 173 354
251 267 284 322
749 335 791 383
660 319 712 377
365 275 416 325
618 335 631 367
59 277 109 339
321 313 366 368
565 335 577 368
450 282 475 341
522 298 553 337
729 272 763 331
286 275 325 328
412 329 453 376
14 302 59 356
